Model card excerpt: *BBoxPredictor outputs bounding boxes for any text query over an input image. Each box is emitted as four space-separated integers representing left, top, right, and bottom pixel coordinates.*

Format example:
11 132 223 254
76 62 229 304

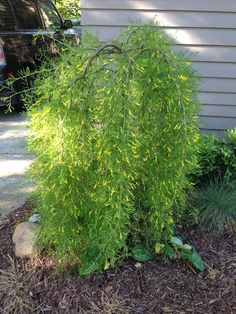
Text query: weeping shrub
26 24 199 274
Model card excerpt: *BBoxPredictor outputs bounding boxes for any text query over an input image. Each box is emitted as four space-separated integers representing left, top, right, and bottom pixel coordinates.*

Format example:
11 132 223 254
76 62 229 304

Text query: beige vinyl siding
82 0 236 12
174 46 236 63
201 105 236 118
83 11 236 28
81 0 236 132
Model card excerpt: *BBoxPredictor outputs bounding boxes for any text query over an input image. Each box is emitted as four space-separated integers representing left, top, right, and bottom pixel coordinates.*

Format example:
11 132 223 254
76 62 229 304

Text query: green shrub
195 132 236 184
194 179 236 233
225 128 236 145
195 135 222 180
26 25 199 274
180 129 236 226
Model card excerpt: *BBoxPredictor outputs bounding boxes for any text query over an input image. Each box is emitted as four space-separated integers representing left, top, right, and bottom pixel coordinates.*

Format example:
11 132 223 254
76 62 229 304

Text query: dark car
0 0 80 109
69 18 82 35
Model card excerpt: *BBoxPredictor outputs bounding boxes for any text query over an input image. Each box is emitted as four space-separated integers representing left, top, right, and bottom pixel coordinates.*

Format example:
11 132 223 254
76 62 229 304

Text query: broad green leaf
132 244 153 262
104 260 110 270
155 243 164 253
181 244 192 251
181 250 205 272
79 261 100 276
170 236 183 247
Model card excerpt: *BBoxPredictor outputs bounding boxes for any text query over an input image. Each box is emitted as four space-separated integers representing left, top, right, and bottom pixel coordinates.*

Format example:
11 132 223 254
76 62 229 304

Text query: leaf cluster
195 131 236 184
54 0 80 18
167 236 204 272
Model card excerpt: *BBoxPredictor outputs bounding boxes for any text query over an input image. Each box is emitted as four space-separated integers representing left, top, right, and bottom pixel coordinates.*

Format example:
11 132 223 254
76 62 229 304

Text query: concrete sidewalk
0 112 34 223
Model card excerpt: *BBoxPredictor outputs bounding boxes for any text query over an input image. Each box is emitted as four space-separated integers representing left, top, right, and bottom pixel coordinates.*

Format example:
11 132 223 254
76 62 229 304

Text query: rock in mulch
12 222 39 259
29 213 40 224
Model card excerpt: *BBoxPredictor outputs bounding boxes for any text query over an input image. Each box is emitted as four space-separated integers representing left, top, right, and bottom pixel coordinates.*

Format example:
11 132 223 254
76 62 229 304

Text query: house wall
81 0 236 134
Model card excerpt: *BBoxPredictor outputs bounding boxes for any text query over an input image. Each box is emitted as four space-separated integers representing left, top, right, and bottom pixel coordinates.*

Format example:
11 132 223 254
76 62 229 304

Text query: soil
0 203 235 313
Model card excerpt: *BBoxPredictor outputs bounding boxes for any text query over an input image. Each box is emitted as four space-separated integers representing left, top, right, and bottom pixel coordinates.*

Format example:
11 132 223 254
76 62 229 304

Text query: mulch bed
0 203 235 313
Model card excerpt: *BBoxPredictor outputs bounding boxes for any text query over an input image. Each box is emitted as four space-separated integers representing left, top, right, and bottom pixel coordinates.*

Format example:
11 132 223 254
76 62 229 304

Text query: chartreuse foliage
54 0 80 18
26 24 200 274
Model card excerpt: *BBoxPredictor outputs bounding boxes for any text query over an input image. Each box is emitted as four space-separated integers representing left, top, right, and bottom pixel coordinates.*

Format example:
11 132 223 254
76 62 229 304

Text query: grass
195 179 236 233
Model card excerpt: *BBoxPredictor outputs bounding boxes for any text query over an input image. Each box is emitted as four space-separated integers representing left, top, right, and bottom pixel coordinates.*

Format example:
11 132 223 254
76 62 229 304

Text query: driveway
0 111 34 223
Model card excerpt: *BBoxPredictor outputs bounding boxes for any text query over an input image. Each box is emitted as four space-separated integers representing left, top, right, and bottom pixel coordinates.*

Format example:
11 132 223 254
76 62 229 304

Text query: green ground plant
226 128 236 145
25 24 200 274
179 129 236 227
196 131 236 184
194 179 236 233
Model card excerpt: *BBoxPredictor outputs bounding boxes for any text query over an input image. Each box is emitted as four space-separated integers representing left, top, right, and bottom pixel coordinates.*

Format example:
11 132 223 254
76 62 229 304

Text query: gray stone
29 213 40 224
12 222 39 258
134 262 142 268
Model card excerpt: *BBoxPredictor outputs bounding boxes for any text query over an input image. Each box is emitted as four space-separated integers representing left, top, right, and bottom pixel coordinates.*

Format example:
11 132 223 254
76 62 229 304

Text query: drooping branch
75 42 123 83
69 43 123 109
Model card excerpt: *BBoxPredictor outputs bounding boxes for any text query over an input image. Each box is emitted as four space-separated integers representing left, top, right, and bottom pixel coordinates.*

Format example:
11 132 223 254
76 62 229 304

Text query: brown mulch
0 203 236 313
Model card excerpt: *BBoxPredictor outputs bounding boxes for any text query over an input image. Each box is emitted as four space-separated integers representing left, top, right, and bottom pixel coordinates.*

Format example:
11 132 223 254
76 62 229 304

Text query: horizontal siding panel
199 92 236 106
83 10 236 29
174 46 236 63
193 62 236 79
82 0 236 12
200 78 236 93
159 28 236 46
84 26 236 46
201 129 224 137
201 104 236 118
199 116 236 130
